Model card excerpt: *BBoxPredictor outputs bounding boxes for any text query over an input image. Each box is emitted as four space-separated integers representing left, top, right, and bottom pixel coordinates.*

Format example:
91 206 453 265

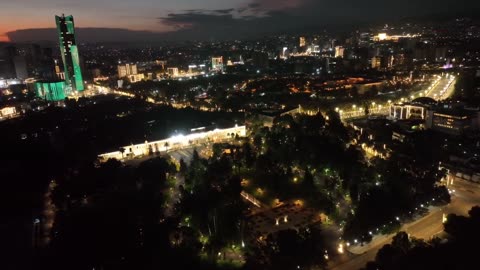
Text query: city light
4 9 476 270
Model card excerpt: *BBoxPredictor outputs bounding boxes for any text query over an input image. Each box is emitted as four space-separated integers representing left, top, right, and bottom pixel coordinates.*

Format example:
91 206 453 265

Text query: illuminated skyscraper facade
55 14 84 92
35 81 67 101
299 37 306 47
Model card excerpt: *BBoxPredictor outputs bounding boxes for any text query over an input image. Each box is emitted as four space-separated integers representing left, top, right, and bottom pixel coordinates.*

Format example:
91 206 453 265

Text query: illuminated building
55 14 84 92
211 57 224 71
334 46 345 58
98 125 246 161
128 73 144 83
117 63 138 78
376 33 388 41
299 37 306 47
54 60 65 80
373 33 417 42
118 63 143 82
34 81 67 101
281 47 289 59
188 64 207 74
167 67 179 77
0 106 17 118
371 56 382 69
426 110 475 135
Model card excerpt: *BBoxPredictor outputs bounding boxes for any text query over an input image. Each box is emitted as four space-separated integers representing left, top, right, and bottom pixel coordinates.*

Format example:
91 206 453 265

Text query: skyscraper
13 56 28 79
299 37 306 47
334 46 345 58
55 14 84 92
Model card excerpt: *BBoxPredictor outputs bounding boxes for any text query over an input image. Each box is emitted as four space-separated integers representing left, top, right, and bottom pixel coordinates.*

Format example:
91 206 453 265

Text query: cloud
6 0 480 43
156 0 480 41
213 8 235 14
248 0 307 10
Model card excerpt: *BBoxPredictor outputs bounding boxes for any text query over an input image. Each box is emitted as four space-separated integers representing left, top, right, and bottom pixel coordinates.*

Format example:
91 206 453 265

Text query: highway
328 178 480 270
339 74 456 120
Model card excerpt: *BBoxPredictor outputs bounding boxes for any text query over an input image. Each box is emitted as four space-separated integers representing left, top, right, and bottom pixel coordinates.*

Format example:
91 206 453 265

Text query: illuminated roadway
339 74 456 120
425 74 456 101
328 179 480 270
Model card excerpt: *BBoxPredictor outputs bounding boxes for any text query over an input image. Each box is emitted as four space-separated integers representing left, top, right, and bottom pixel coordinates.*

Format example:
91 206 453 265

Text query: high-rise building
118 63 138 78
13 56 28 79
0 45 16 78
55 14 84 92
299 37 306 47
335 46 345 58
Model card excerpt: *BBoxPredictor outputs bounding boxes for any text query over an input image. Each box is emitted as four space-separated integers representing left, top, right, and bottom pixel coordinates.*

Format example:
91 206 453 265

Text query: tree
164 142 170 152
267 228 327 270
391 231 410 253
350 86 359 98
302 169 315 191
179 158 188 174
366 206 480 270
212 143 224 159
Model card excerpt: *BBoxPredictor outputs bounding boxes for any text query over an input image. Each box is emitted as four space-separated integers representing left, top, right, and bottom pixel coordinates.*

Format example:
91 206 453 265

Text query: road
339 74 456 120
425 74 456 100
328 178 480 270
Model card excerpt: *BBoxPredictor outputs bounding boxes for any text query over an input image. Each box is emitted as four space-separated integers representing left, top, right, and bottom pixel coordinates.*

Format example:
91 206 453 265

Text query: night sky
1 0 479 42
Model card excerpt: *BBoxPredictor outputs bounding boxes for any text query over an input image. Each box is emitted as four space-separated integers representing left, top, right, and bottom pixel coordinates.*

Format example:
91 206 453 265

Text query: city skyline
2 0 480 42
